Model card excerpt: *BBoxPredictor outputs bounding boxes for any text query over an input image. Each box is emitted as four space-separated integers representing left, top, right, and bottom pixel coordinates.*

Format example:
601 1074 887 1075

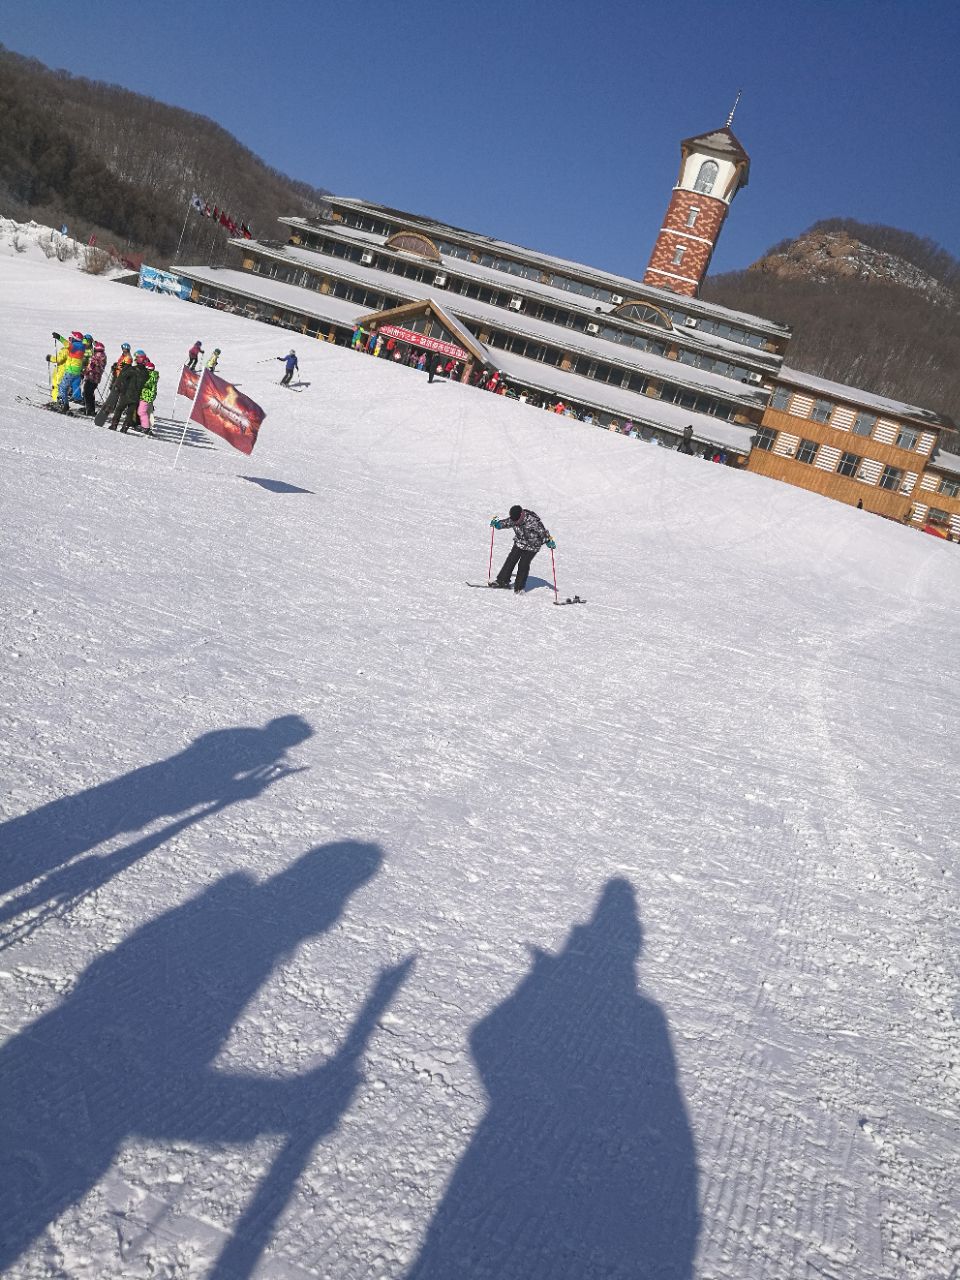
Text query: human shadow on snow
0 716 313 936
406 878 700 1280
0 839 411 1278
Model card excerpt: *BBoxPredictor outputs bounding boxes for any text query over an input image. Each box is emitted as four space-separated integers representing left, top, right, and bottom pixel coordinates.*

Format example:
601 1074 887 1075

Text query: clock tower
643 107 750 298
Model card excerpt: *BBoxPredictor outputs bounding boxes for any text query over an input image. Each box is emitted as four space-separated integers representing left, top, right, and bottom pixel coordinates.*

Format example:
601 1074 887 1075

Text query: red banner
377 325 469 361
177 365 199 399
188 369 266 455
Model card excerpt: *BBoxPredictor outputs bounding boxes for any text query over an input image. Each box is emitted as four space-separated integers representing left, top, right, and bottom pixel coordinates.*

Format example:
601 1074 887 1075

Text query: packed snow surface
0 256 958 1280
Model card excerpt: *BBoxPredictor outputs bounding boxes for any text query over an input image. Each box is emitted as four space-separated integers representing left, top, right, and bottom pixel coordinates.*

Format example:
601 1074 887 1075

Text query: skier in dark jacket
277 349 298 386
490 506 555 593
677 424 696 456
101 352 150 432
81 341 107 416
187 340 204 371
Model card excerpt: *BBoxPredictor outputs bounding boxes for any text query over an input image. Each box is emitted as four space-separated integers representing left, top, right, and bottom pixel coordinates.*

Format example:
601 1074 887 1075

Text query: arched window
611 300 673 330
693 160 719 195
384 231 441 262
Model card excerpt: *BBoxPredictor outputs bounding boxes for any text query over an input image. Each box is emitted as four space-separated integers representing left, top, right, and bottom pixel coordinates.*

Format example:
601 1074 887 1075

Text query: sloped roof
778 365 951 429
357 297 492 365
680 126 750 187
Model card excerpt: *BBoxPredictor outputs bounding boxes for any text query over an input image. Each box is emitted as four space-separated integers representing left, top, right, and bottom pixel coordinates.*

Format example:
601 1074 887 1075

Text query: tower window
693 160 719 195
686 207 701 228
671 244 687 266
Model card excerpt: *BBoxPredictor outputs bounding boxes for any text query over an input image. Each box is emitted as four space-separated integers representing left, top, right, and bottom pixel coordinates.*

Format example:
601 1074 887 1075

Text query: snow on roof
174 265 363 327
276 220 784 370
311 201 792 336
171 265 752 452
929 448 960 477
778 365 951 429
233 244 769 409
488 352 757 453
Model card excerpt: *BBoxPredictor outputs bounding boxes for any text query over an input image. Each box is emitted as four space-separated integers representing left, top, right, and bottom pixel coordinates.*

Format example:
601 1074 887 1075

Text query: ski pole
488 525 495 582
550 546 559 604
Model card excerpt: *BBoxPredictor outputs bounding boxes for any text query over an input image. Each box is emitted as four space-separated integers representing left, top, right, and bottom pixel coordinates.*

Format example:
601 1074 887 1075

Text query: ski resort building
173 120 957 533
174 120 793 460
748 368 957 528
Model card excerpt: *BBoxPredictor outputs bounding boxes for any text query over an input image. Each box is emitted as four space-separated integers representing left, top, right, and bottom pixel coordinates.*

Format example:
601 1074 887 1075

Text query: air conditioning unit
747 372 763 384
508 297 523 311
360 252 374 265
586 322 600 334
434 273 448 287
684 317 699 328
611 294 625 305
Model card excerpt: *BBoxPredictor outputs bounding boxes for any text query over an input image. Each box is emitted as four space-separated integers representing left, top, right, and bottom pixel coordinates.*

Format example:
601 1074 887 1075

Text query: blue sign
139 265 192 300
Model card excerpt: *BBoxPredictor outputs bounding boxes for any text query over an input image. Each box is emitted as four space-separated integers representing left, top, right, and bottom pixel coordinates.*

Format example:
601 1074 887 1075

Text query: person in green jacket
137 362 160 434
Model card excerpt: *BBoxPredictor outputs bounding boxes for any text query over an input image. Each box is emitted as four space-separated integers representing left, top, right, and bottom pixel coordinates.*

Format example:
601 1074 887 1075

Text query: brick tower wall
643 189 729 297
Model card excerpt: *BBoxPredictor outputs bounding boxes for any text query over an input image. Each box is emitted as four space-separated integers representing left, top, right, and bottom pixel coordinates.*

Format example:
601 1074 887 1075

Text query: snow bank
0 255 957 1280
0 216 123 275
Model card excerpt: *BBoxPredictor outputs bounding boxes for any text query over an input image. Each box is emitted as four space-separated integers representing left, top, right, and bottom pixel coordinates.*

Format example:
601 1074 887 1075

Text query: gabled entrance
355 298 492 379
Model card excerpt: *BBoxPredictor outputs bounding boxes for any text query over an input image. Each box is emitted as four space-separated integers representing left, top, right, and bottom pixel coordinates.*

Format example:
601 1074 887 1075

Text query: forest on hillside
704 221 960 447
0 45 329 266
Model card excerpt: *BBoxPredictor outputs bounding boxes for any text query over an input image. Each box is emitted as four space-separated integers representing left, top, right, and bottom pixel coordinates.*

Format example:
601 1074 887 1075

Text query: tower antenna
726 90 742 128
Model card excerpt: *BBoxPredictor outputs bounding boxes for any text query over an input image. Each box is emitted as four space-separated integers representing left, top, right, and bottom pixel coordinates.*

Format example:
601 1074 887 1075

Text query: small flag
177 365 200 399
189 369 266 455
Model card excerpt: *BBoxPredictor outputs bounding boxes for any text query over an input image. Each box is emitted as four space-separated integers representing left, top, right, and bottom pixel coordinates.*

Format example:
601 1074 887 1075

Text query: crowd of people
47 331 160 434
347 324 730 460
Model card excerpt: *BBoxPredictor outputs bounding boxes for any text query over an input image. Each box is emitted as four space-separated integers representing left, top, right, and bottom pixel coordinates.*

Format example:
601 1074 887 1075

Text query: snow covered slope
1 256 957 1280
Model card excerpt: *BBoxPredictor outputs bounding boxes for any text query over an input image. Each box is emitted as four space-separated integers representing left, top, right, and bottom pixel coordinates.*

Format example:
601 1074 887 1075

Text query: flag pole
172 369 205 470
174 195 192 263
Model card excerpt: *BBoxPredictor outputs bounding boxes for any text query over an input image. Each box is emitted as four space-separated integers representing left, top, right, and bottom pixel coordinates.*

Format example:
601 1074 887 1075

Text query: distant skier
137 360 159 434
277 349 299 386
205 348 221 373
490 506 555 594
55 331 86 413
677 425 695 456
81 340 107 416
109 342 133 389
187 340 204 371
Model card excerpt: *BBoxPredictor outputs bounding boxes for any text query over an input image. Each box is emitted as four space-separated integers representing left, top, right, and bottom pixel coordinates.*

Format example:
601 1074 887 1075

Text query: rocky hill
0 45 330 268
703 220 960 446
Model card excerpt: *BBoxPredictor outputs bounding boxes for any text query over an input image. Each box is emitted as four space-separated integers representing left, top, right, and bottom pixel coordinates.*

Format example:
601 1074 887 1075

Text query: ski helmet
71 330 83 339
83 333 92 342
288 349 296 356
121 342 131 351
509 505 523 520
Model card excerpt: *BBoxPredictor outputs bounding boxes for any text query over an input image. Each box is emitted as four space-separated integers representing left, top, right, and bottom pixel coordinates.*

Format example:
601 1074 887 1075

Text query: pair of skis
465 582 586 606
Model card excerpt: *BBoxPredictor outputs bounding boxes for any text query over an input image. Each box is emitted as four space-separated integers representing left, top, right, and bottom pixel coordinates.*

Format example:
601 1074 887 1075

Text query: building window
895 426 919 450
837 451 862 477
852 411 876 437
879 465 904 491
771 386 792 411
753 427 776 451
796 438 818 464
671 244 687 266
937 477 959 498
686 207 701 228
927 508 950 524
811 399 833 423
693 160 719 195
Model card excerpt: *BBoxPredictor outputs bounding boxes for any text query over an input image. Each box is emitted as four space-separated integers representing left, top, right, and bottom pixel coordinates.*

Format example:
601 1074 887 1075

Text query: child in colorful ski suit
138 363 159 433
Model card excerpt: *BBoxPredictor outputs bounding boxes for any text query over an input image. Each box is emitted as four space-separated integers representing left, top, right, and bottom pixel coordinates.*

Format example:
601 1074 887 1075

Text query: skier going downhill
490 505 555 593
277 350 299 386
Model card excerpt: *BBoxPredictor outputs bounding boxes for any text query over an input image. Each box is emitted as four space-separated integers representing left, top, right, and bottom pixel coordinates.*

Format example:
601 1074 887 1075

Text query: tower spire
726 90 742 128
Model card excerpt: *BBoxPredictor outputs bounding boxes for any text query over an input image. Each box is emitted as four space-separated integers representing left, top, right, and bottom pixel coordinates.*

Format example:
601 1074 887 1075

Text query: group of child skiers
46 331 160 434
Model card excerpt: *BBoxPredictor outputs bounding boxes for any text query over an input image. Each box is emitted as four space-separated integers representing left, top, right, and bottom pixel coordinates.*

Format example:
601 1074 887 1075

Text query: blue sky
4 0 958 278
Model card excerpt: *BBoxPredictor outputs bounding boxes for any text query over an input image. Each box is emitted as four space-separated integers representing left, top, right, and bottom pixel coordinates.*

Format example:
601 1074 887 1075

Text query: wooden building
747 367 954 524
